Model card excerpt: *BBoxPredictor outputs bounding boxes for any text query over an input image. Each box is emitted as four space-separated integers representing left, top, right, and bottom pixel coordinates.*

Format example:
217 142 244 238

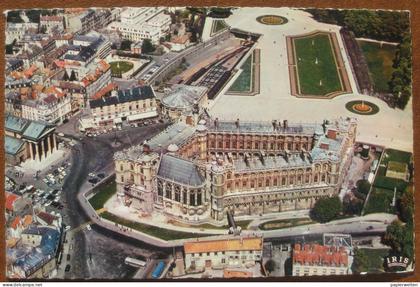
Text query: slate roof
157 154 205 187
5 136 25 155
207 120 318 135
161 84 207 109
14 226 61 276
22 122 49 140
5 115 29 133
89 86 155 109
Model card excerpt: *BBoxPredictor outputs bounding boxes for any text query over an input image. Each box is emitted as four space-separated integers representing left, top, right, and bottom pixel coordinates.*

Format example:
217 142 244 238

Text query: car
88 173 95 178
58 205 64 210
65 225 71 231
45 200 52 207
58 132 65 137
86 224 92 231
88 178 99 184
67 254 71 261
97 173 105 179
65 264 71 272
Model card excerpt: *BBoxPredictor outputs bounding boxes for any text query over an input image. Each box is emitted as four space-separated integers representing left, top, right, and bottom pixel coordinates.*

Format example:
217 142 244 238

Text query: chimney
214 117 219 128
235 118 240 129
278 120 282 129
327 129 337 140
320 143 329 150
272 120 277 131
143 144 151 154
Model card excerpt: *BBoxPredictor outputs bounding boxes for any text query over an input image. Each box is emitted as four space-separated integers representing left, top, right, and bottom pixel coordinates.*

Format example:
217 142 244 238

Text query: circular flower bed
345 100 380 115
256 15 288 25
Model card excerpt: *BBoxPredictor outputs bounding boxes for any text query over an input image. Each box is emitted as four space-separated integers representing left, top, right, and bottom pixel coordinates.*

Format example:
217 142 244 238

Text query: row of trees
383 187 414 262
306 9 410 43
389 33 412 110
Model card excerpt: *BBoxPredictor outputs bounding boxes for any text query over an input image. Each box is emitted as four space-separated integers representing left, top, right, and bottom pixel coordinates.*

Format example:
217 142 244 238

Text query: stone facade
114 117 356 224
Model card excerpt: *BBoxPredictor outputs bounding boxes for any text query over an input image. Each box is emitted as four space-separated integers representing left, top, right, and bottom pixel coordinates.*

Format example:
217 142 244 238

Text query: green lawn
211 20 229 34
228 53 253 92
101 211 211 240
364 187 396 214
381 149 412 165
259 218 315 230
358 41 396 93
89 181 117 210
294 34 342 96
172 220 252 230
110 61 134 75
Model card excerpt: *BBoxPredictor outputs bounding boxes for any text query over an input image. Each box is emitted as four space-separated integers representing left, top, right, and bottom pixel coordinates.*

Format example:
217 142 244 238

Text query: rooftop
184 236 263 254
207 119 318 135
157 154 205 187
161 84 207 110
5 136 25 155
293 243 349 267
89 86 155 109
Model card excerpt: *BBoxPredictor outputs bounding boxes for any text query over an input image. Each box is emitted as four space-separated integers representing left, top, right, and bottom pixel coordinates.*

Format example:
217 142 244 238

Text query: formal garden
256 15 288 25
345 100 380 115
228 52 253 93
293 33 343 96
110 61 134 77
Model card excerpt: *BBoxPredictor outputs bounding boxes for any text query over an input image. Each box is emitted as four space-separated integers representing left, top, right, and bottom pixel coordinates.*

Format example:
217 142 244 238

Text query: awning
127 111 158 122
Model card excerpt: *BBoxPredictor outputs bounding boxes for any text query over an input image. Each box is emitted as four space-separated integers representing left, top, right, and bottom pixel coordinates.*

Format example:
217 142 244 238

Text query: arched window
197 191 202 206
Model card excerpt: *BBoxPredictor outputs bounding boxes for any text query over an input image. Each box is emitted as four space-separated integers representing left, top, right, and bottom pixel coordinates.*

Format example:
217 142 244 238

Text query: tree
352 249 370 274
389 32 412 110
62 70 69 81
343 194 363 215
398 187 414 224
69 70 77 81
141 39 155 54
356 179 371 195
264 259 276 274
311 196 342 223
120 39 132 51
383 219 413 261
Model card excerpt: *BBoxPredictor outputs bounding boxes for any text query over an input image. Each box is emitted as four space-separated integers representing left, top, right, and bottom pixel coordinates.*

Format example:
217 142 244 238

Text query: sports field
293 33 343 96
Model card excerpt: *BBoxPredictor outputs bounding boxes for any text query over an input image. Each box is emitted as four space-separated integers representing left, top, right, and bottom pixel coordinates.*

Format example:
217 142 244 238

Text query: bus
151 261 165 279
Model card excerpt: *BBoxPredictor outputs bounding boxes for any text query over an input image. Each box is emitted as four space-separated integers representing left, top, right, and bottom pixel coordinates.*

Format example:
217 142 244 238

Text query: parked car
86 224 92 231
65 264 71 272
67 254 71 261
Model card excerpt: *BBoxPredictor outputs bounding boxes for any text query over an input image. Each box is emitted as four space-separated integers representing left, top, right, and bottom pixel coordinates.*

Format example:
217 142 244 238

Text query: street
57 120 170 279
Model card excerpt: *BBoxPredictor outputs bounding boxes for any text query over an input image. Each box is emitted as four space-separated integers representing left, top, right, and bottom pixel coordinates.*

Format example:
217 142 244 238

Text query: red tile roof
36 211 57 225
293 244 348 267
5 192 20 211
11 216 21 230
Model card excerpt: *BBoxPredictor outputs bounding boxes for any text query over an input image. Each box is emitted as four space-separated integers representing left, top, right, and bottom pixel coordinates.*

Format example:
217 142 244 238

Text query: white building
21 92 72 124
81 85 158 130
6 23 38 45
108 8 171 44
39 15 64 33
184 236 263 272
